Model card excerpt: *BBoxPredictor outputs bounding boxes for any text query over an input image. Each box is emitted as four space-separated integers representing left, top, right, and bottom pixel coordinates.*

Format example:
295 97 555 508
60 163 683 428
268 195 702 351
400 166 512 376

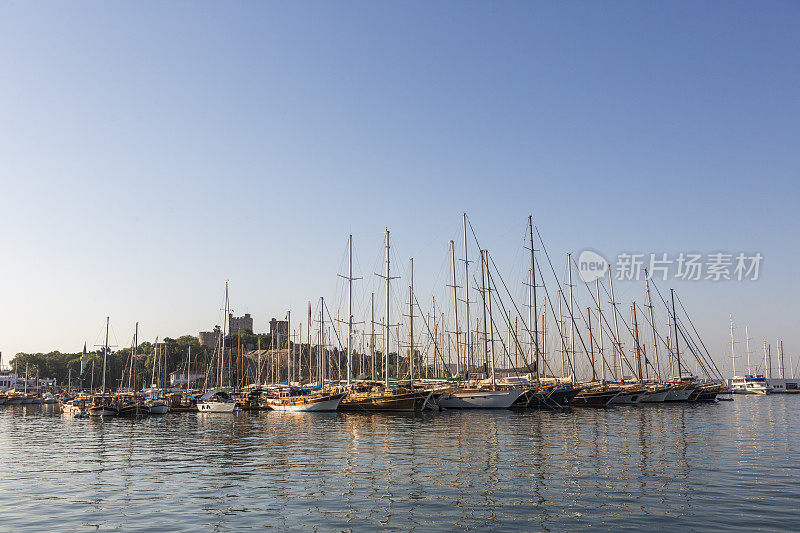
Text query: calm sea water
0 396 797 532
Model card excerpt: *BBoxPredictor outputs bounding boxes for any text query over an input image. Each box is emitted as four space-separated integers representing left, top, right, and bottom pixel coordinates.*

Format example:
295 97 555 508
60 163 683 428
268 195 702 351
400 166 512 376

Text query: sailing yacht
339 381 434 412
89 317 118 417
265 386 346 411
437 385 526 409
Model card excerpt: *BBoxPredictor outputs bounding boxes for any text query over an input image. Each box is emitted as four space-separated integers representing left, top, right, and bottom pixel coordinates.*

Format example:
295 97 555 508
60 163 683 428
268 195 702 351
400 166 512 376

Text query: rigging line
674 292 725 381
530 252 573 379
412 293 456 378
484 252 538 378
530 225 601 377
568 256 645 376
485 263 537 378
648 280 722 381
469 215 560 378
593 277 642 378
530 237 600 379
323 300 345 353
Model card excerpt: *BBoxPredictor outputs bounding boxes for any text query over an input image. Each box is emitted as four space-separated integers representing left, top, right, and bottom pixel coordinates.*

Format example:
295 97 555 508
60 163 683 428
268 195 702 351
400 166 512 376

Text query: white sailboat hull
665 387 693 402
640 389 670 403
609 391 645 405
437 389 526 410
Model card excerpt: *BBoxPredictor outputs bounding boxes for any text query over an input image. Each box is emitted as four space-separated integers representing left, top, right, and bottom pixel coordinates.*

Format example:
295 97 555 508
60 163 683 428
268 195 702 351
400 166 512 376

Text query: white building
169 371 205 387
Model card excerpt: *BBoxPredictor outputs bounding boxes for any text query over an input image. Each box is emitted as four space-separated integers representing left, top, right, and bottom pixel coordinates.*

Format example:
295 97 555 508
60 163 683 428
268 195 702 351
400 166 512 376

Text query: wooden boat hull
572 389 620 407
266 393 345 412
696 388 721 402
88 407 118 417
340 390 432 412
118 403 149 417
437 389 527 410
169 405 198 412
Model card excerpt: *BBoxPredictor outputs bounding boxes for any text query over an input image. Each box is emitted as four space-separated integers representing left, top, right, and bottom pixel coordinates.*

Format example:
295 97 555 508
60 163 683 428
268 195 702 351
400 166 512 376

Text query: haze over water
1 397 796 531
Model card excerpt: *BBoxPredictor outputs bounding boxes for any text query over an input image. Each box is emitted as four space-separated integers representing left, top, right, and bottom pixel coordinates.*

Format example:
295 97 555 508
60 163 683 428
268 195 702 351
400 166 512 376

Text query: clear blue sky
0 2 798 375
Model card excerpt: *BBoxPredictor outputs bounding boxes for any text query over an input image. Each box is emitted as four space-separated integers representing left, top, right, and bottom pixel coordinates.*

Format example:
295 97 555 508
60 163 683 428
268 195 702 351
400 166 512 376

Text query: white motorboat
61 398 89 417
730 375 772 395
197 390 238 413
197 400 237 413
436 388 527 410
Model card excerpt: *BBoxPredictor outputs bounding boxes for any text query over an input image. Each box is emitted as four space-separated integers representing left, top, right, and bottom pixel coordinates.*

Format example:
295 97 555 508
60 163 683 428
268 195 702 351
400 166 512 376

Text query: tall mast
779 338 785 379
632 303 643 383
102 316 109 395
347 234 353 385
609 276 622 380
541 298 547 378
462 213 471 377
130 322 138 391
220 281 228 388
450 240 461 379
370 293 375 380
528 215 539 380
187 345 191 392
151 337 159 389
745 326 752 375
409 257 414 384
557 290 565 379
483 250 496 390
595 279 605 382
587 307 596 381
729 314 736 378
384 229 391 388
567 253 576 383
307 302 312 383
671 289 683 379
645 274 660 381
480 249 489 380
320 297 325 385
767 344 772 379
286 311 291 384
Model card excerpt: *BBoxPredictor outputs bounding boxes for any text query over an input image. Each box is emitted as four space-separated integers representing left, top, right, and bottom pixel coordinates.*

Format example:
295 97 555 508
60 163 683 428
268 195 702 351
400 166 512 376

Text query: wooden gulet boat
89 318 118 417
337 231 435 412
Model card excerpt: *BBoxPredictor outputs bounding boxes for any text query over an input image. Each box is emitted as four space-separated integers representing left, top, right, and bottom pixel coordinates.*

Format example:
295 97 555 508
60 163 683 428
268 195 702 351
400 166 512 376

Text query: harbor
2 216 740 417
2 1 798 531
1 395 798 531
